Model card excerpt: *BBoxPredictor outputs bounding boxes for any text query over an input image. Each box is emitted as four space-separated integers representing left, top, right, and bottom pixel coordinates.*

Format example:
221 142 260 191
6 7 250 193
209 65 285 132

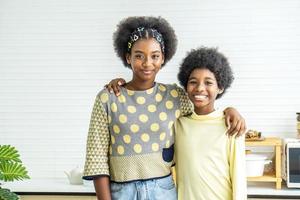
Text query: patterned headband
127 27 165 53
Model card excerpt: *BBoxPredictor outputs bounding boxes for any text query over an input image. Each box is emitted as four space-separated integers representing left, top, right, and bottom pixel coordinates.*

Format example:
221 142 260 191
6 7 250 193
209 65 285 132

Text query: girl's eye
135 54 143 59
152 54 160 59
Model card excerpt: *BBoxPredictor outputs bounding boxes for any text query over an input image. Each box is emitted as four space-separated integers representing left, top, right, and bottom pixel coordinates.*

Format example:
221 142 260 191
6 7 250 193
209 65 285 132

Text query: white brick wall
1 0 300 179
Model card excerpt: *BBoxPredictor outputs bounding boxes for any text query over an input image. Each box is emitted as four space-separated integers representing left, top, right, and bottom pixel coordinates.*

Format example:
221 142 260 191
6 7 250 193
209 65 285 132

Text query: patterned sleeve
176 85 193 116
83 93 110 180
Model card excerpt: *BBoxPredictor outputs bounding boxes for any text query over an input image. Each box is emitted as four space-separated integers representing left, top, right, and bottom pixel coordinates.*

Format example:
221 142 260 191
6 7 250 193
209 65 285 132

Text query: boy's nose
196 84 205 91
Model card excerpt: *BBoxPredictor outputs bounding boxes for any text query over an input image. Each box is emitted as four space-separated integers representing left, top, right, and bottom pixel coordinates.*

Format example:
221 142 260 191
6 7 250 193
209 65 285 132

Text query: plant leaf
0 188 19 200
0 146 21 163
0 162 29 182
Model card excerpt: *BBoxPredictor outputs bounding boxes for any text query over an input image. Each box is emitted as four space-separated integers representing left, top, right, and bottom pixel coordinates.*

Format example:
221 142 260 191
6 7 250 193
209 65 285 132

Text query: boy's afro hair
178 47 234 99
113 16 177 68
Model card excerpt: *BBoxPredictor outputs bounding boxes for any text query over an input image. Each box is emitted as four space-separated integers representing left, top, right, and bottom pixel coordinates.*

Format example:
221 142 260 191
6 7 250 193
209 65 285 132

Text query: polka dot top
83 82 192 182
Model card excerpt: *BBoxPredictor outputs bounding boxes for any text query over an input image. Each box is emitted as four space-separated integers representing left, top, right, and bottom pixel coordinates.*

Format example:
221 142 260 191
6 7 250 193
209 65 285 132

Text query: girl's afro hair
113 16 177 68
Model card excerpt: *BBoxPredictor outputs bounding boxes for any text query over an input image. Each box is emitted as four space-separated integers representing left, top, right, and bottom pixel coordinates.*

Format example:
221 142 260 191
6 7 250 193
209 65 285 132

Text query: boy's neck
194 107 215 115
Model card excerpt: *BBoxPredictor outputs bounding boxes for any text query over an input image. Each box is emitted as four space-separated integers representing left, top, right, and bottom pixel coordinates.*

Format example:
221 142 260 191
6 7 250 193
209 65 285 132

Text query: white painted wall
1 0 300 179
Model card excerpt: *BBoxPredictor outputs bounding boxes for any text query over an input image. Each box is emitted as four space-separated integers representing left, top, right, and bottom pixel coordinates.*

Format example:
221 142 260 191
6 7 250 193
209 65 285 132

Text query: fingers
226 118 238 136
106 78 125 96
226 118 247 137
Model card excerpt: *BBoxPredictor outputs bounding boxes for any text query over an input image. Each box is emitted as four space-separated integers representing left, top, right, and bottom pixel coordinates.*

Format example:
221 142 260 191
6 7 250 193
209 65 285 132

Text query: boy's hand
224 107 246 137
105 78 126 96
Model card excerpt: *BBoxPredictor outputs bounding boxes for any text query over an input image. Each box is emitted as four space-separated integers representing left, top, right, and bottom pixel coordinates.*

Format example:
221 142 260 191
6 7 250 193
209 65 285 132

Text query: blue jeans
110 175 177 200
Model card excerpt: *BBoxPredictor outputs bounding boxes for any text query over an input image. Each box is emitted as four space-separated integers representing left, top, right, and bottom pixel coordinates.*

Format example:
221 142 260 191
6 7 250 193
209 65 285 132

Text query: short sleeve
83 93 110 180
176 85 193 116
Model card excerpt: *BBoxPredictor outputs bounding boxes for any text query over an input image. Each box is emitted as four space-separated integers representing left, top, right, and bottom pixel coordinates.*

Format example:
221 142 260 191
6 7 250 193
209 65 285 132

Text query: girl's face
186 68 223 115
126 38 164 83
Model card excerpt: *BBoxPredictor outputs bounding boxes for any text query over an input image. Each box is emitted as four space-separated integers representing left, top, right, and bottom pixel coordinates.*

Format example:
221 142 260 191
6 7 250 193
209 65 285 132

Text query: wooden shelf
246 137 282 189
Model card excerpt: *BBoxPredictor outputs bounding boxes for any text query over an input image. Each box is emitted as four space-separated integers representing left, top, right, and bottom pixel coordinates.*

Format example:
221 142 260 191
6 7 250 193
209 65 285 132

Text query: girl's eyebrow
133 50 161 54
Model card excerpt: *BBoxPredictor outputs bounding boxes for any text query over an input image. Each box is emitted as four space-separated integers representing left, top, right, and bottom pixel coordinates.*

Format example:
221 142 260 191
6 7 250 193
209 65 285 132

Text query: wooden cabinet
246 137 282 189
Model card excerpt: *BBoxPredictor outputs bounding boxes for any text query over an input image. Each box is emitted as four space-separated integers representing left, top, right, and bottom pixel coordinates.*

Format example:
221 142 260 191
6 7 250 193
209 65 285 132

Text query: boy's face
126 38 164 83
186 68 223 115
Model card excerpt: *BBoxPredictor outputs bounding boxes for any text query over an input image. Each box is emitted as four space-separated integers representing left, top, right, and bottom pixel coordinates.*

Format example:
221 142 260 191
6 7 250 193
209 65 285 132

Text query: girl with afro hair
175 47 247 200
83 16 246 200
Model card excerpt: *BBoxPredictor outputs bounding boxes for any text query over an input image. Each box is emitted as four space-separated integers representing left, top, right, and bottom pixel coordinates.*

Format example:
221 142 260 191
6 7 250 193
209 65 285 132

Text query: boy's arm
230 135 247 200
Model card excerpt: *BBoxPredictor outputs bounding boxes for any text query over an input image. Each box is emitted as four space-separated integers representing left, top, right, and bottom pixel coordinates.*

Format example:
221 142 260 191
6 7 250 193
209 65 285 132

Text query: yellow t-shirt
174 110 247 200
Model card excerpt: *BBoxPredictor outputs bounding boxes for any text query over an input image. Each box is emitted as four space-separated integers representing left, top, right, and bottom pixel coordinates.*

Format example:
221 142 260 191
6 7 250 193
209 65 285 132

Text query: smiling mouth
142 70 154 75
194 95 207 101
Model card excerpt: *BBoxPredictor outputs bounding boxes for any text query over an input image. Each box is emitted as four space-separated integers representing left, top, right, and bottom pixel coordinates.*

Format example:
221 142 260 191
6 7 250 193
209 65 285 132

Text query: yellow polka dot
117 145 124 155
170 89 178 97
139 114 149 123
165 101 174 109
111 102 117 112
146 88 154 94
123 134 131 144
159 84 166 91
170 129 173 136
159 112 167 121
111 135 115 144
168 121 174 129
160 132 166 141
127 105 136 113
108 115 112 124
175 110 180 118
148 104 157 113
130 124 140 133
134 144 142 153
155 93 162 102
113 125 120 134
127 90 135 96
136 96 146 104
100 93 109 103
166 140 170 148
119 114 127 124
150 123 160 132
118 95 126 103
152 143 159 151
141 133 150 142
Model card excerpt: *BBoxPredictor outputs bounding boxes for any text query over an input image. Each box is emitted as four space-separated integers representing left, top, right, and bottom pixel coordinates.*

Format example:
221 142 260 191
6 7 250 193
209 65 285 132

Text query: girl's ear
126 53 131 65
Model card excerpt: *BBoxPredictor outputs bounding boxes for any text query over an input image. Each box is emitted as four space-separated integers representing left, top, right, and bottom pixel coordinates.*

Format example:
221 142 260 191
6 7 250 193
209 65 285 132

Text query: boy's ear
161 54 165 65
218 88 224 94
126 53 131 64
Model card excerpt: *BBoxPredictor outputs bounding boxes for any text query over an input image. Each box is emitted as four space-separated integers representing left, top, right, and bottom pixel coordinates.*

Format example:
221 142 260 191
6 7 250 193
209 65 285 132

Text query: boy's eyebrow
188 76 215 80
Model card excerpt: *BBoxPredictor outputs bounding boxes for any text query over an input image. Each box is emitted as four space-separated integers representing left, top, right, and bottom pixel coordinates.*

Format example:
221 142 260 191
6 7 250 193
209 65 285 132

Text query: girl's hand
105 78 126 96
224 107 246 137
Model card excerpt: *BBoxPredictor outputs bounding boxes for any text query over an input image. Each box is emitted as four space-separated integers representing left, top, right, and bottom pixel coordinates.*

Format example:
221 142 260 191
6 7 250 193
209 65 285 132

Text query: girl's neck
125 80 155 91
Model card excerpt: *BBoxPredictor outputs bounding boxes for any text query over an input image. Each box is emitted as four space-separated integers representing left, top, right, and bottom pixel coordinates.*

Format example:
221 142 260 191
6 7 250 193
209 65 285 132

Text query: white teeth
194 95 207 100
143 71 152 74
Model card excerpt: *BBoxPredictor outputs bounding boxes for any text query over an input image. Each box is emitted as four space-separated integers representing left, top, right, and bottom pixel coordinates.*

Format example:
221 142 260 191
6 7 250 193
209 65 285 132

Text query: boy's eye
188 80 197 85
205 81 213 85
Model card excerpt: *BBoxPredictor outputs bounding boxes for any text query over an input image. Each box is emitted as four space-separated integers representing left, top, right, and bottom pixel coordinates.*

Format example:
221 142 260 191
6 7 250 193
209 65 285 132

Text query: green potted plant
0 145 30 200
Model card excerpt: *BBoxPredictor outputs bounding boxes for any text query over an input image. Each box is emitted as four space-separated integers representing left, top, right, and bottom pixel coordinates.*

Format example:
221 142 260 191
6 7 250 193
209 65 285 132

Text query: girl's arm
93 176 112 200
224 107 246 136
